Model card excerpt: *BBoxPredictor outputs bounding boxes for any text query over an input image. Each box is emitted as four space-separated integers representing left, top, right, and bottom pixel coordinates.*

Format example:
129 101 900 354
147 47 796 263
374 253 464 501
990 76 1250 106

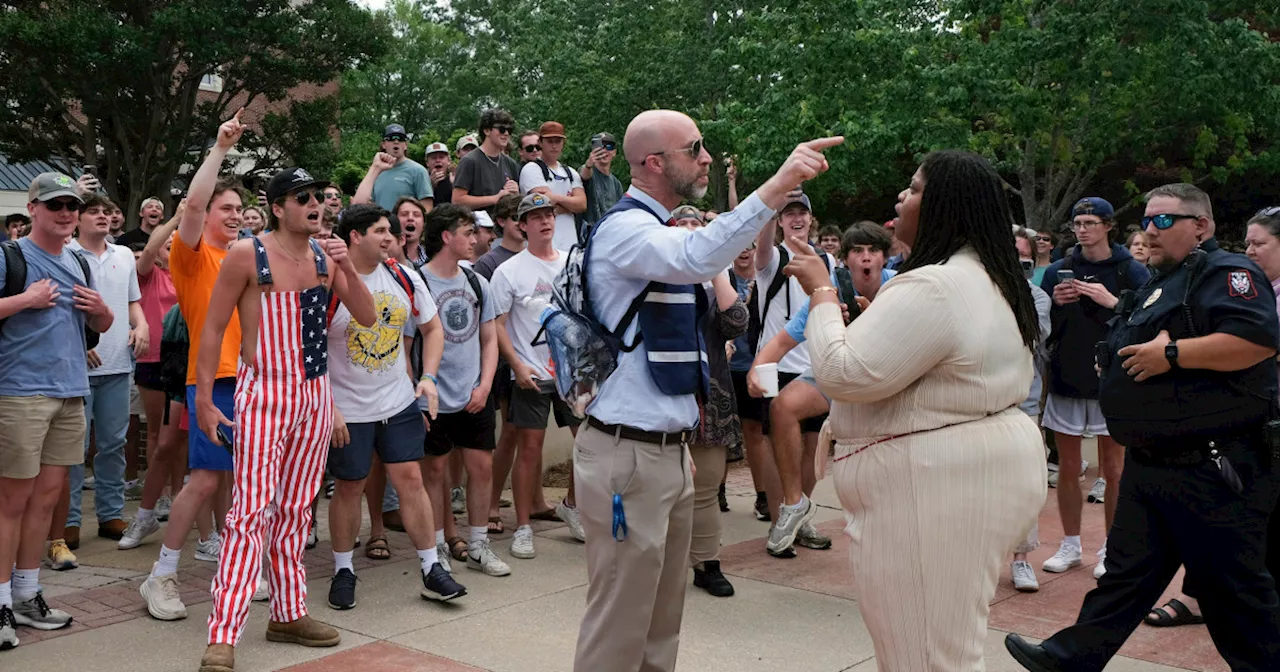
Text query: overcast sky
357 0 386 9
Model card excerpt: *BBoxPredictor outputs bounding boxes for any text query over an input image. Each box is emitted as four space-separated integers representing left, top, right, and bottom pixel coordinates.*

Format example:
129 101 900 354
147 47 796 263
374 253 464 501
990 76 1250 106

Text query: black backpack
411 263 485 378
0 239 100 350
158 304 189 420
751 243 832 347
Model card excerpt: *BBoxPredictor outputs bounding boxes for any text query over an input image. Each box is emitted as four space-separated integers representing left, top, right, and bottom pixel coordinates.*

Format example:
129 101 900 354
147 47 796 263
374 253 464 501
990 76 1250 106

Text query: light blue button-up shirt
586 186 777 432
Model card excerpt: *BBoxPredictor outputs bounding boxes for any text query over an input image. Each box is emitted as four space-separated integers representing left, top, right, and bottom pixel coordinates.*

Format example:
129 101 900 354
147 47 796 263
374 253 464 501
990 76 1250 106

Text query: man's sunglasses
523 144 541 153
384 135 407 142
287 189 325 205
492 125 514 134
38 198 83 213
652 138 704 159
600 142 617 152
1141 213 1201 230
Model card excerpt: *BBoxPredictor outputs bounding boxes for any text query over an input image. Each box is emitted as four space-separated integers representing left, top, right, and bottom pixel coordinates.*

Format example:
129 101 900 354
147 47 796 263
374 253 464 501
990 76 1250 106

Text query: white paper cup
755 363 779 398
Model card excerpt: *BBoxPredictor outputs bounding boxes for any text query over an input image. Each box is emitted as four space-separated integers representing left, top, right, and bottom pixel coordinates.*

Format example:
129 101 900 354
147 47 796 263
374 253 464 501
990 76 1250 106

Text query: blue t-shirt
729 271 755 372
372 159 433 212
0 237 94 397
785 268 897 345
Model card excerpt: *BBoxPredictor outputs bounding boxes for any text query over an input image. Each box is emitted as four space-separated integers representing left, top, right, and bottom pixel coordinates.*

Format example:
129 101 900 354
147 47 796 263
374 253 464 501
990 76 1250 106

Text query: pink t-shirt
137 266 177 363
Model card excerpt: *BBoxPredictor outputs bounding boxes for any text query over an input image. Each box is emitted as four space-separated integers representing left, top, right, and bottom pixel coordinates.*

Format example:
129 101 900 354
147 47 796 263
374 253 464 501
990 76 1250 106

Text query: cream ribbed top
805 247 1034 441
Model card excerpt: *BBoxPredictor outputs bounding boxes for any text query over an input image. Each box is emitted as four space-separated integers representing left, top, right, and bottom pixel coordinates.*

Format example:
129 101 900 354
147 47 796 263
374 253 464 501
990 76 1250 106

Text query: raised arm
180 110 245 249
352 153 396 205
138 204 183 276
324 238 376 327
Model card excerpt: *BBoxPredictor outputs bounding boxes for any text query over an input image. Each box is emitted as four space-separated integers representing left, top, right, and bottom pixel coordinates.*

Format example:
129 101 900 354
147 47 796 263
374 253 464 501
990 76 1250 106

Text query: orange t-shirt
171 235 241 385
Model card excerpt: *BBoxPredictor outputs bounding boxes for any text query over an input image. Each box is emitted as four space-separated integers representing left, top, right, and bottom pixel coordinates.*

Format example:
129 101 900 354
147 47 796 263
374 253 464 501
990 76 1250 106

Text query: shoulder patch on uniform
1228 269 1257 299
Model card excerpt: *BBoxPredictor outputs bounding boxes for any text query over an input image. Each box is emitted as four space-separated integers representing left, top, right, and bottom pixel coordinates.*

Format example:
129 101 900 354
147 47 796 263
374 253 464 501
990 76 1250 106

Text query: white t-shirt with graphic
327 264 438 423
418 266 496 414
489 249 565 381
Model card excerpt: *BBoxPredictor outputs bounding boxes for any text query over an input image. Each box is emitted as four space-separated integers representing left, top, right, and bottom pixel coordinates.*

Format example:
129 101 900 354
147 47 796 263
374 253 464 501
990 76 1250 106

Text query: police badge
1143 288 1163 308
1228 270 1257 299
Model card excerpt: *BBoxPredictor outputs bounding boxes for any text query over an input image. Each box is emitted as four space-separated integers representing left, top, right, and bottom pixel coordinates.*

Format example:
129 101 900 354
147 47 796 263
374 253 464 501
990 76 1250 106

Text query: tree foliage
0 0 387 226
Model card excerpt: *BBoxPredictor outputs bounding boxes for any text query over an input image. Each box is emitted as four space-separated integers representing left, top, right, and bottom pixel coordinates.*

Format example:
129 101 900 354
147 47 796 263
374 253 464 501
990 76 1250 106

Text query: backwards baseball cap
425 142 449 156
474 211 495 229
1072 197 1114 220
28 172 83 203
383 124 407 140
672 205 703 223
517 192 555 219
538 121 566 139
781 192 813 213
265 168 330 204
456 135 478 152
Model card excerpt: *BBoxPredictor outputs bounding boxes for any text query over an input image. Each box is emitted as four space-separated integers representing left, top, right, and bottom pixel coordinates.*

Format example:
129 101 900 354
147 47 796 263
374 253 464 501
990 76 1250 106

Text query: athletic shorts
1042 393 1110 437
508 379 580 430
425 399 498 456
135 362 164 391
328 402 425 481
761 371 828 435
731 369 764 423
187 379 235 471
491 360 512 408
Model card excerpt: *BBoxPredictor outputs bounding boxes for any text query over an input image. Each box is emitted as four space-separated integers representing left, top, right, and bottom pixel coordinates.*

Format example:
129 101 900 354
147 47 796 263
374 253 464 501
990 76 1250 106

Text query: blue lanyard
612 493 627 541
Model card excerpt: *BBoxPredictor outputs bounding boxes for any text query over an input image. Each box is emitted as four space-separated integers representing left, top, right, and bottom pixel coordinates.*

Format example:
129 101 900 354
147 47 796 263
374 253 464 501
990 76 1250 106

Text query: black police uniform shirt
1099 238 1279 447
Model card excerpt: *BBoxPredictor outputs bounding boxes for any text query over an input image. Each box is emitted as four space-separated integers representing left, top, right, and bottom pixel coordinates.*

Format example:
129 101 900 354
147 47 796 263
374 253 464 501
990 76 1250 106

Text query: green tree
0 0 387 227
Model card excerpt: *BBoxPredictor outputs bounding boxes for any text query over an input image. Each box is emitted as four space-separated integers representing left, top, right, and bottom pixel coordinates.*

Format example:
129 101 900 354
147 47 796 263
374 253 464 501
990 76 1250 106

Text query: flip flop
487 516 505 534
1144 599 1204 627
364 535 391 560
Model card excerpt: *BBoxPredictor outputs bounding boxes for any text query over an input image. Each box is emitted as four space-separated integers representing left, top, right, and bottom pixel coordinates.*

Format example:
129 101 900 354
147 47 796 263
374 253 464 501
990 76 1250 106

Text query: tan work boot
265 615 341 647
198 644 234 672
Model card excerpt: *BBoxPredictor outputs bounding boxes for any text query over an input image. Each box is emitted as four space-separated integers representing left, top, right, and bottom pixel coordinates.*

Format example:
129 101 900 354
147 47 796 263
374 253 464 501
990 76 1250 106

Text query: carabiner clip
611 493 628 541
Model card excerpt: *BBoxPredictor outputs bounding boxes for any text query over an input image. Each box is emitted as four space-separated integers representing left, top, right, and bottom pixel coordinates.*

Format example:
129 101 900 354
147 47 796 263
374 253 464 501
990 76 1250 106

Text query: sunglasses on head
1256 206 1280 218
652 138 704 159
523 144 541 153
492 125 514 134
1141 213 1200 230
38 198 83 213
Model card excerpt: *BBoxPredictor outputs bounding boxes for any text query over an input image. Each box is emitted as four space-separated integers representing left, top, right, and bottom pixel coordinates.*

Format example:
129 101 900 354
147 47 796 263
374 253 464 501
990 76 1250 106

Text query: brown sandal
487 516 504 534
447 536 469 562
364 535 391 560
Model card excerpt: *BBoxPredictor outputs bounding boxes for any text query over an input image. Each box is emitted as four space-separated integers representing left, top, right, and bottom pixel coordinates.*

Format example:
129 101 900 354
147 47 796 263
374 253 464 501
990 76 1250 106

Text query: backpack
0 239 100 350
753 243 832 347
326 259 421 324
533 198 663 417
158 305 189 417
411 263 486 378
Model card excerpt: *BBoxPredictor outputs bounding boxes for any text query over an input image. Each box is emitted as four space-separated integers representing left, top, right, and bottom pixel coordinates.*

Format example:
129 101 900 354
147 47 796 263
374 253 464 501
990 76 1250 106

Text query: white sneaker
451 487 466 514
140 565 188 621
1087 477 1107 503
253 578 270 602
435 542 453 573
194 531 222 562
118 515 161 550
1012 560 1039 592
156 495 172 522
1094 546 1108 580
1042 542 1083 573
557 499 586 542
467 539 512 577
82 476 96 491
511 526 536 559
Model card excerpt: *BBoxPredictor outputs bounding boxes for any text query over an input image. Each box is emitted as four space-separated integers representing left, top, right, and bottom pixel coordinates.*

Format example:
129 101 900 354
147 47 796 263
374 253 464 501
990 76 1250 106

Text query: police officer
1006 182 1280 671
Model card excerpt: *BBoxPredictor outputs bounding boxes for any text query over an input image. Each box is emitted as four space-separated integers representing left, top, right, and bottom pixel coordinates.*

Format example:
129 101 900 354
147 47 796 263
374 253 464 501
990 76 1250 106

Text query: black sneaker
718 483 730 512
753 493 771 522
324 480 335 499
421 562 467 602
693 561 735 597
327 568 357 610
0 605 17 651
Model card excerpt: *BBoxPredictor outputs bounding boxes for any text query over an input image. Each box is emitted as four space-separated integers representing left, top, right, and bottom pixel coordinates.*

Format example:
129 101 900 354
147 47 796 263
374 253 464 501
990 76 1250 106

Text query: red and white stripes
207 290 333 646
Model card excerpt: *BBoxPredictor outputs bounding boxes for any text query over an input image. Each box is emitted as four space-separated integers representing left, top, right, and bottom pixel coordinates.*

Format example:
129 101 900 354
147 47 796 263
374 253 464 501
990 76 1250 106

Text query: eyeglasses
289 189 325 205
37 199 84 213
1141 213 1201 230
1071 220 1106 230
492 125 514 134
523 144 540 153
652 138 704 159
1256 206 1280 218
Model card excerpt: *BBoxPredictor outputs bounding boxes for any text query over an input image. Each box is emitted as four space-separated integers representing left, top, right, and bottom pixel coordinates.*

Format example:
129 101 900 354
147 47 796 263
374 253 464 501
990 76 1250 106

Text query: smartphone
1020 259 1034 279
83 164 96 176
590 136 604 151
215 425 235 452
1057 269 1075 283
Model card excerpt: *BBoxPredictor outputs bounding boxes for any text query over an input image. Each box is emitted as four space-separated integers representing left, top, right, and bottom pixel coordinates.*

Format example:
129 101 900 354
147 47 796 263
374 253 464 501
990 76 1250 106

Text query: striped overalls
208 236 334 645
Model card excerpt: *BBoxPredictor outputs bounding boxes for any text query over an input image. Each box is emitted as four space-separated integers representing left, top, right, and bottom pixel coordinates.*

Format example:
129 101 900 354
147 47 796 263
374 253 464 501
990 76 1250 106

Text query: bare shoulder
221 240 257 275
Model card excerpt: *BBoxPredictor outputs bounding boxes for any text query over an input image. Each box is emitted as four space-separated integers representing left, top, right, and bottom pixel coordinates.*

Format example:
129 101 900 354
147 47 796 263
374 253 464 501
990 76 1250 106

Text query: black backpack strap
462 266 485 312
761 244 792 323
69 249 100 350
0 240 26 332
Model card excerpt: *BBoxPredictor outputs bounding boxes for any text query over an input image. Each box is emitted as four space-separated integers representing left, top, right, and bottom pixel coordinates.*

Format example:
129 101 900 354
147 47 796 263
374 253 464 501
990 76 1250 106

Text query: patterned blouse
696 290 748 460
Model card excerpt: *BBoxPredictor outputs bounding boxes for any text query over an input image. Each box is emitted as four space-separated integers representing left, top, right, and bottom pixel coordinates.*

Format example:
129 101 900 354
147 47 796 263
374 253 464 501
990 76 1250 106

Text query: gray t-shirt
0 237 94 397
454 150 520 205
473 245 519 281
418 265 496 414
584 170 624 227
373 159 433 212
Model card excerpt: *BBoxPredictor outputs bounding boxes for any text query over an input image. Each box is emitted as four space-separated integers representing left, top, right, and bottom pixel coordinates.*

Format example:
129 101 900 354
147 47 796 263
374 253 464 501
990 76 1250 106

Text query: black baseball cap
265 168 329 204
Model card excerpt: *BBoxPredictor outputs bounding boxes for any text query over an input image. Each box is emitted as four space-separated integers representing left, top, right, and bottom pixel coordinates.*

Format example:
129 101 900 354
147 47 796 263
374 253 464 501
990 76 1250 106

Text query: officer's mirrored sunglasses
1140 213 1201 230
1256 206 1280 218
288 189 325 206
36 198 84 213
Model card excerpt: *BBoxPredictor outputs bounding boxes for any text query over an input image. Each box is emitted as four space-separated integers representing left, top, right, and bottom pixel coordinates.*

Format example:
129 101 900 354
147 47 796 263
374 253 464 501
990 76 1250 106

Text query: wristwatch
1165 340 1179 369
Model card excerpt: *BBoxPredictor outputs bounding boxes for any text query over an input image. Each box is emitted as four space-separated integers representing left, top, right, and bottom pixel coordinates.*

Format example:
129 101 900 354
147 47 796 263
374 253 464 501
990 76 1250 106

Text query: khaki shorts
0 395 86 479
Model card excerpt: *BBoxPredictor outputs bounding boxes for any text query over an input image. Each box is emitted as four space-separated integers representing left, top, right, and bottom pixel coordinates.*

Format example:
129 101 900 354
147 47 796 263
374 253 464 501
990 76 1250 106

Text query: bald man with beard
572 109 842 672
